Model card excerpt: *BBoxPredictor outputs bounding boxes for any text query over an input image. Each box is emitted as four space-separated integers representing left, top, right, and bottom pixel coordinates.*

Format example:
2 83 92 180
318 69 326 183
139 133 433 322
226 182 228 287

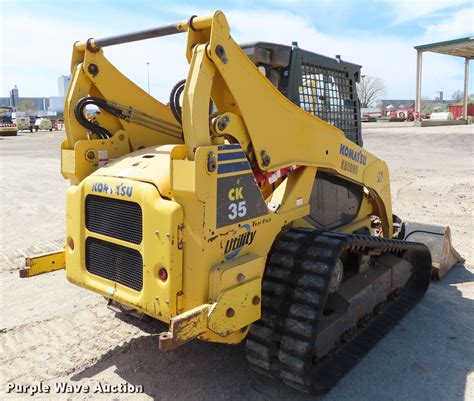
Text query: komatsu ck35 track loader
21 11 464 393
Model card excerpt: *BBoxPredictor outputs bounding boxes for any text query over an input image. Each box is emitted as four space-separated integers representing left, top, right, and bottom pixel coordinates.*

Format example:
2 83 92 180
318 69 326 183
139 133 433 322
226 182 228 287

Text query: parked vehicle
15 117 33 132
361 108 382 122
0 107 17 136
377 108 429 122
34 118 53 131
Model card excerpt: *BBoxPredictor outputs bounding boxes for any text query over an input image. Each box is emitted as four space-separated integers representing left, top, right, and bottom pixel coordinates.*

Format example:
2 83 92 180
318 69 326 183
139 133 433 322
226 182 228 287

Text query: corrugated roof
415 37 474 59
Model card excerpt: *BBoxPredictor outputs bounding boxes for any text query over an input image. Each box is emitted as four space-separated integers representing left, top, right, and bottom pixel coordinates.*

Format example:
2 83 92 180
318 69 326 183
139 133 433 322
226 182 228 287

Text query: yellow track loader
21 11 463 393
0 107 17 136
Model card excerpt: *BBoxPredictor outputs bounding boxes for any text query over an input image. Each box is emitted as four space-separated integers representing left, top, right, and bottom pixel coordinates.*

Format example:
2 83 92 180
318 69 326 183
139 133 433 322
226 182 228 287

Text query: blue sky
1 0 473 102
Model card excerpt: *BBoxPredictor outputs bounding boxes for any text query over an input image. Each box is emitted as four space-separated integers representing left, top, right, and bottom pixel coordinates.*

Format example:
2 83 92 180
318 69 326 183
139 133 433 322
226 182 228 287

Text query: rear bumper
65 175 183 322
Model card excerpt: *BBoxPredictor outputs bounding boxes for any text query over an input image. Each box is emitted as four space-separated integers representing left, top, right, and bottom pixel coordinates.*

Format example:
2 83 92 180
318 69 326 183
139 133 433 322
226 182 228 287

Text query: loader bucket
402 222 464 280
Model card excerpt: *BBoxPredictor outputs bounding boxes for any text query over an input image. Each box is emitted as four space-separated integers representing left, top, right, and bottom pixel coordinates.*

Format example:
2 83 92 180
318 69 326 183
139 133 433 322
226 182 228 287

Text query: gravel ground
0 125 473 401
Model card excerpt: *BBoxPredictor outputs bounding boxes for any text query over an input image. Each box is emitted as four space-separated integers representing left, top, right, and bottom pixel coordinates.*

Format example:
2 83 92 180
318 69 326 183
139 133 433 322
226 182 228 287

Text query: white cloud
423 7 474 40
388 0 470 25
0 6 471 103
0 13 189 100
225 9 468 99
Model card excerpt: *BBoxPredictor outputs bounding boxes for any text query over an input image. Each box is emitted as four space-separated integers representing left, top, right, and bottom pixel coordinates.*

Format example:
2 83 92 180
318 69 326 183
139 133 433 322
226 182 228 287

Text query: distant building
26 97 50 111
49 96 65 113
57 75 71 96
377 98 451 110
0 95 49 111
1 83 67 113
0 79 68 114
435 91 444 101
377 99 415 109
9 85 19 107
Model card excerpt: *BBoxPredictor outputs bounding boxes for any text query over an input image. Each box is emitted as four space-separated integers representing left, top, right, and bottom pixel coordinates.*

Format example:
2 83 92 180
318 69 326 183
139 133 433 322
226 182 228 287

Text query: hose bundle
74 97 119 139
169 79 186 125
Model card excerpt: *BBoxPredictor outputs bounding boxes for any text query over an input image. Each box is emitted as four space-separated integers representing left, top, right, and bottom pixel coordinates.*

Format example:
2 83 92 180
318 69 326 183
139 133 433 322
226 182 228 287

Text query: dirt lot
1 125 473 400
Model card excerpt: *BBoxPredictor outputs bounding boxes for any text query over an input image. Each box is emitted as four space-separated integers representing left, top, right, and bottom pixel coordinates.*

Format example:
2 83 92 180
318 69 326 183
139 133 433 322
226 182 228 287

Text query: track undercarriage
246 229 432 393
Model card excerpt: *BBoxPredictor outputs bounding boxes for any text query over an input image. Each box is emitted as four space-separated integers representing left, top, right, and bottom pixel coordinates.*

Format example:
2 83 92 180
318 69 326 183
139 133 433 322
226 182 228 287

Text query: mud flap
402 222 464 279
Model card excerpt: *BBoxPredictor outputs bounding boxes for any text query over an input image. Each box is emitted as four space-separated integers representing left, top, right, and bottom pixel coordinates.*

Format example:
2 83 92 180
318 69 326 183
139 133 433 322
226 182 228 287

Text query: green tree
16 99 36 112
451 90 464 102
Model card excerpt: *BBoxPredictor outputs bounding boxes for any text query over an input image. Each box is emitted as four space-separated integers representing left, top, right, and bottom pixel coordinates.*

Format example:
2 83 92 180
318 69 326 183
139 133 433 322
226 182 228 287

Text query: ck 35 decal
216 173 268 228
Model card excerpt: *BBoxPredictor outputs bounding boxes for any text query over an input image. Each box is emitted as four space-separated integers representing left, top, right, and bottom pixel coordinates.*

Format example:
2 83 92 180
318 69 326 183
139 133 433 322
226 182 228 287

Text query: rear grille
86 195 142 244
86 237 143 291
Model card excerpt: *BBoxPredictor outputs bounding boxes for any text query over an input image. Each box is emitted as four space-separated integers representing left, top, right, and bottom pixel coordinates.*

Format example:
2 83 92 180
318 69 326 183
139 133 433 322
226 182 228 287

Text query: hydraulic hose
74 97 114 139
169 79 186 125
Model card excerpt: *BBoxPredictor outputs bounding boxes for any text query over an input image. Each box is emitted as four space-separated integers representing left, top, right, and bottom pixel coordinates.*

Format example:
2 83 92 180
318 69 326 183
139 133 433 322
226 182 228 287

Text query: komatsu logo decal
224 224 256 260
339 144 367 166
91 182 133 198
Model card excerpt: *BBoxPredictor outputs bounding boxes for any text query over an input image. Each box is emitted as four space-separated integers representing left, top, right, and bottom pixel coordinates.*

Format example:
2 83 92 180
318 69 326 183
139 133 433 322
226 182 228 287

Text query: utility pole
146 62 151 94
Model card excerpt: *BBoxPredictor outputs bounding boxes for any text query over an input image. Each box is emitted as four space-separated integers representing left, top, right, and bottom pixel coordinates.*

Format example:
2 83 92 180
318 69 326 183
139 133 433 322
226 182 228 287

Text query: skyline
1 0 473 102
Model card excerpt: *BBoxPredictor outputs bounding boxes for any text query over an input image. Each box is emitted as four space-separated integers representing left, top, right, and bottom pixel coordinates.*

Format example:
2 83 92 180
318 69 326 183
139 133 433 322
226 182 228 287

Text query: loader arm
62 10 393 236
181 11 392 236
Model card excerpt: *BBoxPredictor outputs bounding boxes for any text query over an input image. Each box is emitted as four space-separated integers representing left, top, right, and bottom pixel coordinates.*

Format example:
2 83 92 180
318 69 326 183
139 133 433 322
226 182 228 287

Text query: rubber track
245 228 432 393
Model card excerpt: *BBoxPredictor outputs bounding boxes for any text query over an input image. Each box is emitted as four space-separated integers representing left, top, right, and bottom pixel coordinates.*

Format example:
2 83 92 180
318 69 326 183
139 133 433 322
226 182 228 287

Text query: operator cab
241 42 362 146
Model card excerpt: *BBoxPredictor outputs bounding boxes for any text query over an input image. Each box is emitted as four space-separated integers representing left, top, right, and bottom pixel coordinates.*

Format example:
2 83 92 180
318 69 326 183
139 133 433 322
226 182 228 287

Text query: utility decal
216 173 268 228
224 224 256 260
339 144 367 166
91 182 133 198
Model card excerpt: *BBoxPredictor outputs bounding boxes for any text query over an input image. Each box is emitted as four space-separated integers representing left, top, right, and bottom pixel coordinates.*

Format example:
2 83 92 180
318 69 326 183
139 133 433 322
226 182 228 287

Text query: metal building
415 37 473 122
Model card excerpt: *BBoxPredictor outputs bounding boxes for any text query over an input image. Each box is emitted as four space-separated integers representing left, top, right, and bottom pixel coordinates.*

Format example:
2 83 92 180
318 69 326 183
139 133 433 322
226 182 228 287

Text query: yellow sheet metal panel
65 176 183 322
198 326 249 344
61 149 76 176
209 254 264 301
208 277 262 336
62 131 131 183
171 160 196 195
90 144 187 199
